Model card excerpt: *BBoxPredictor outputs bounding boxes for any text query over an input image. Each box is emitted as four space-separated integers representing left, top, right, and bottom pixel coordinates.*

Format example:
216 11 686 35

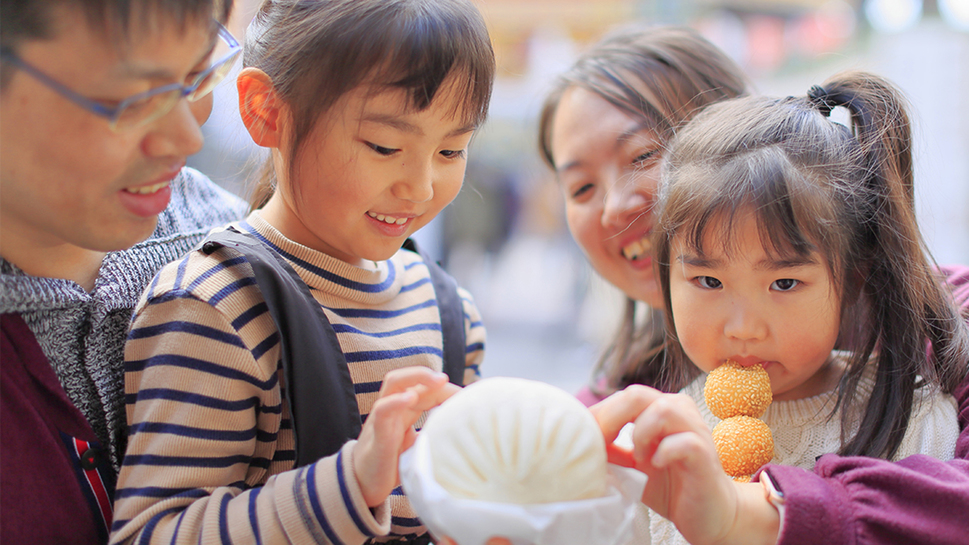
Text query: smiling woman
537 24 750 401
549 87 666 308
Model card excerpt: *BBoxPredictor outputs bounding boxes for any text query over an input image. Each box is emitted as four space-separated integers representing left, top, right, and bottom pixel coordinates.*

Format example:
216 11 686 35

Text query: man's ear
238 67 282 148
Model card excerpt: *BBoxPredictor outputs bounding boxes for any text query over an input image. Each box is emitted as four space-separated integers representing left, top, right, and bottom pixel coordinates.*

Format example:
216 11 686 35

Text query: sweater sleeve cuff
757 463 854 545
330 440 392 538
754 470 786 539
274 441 391 544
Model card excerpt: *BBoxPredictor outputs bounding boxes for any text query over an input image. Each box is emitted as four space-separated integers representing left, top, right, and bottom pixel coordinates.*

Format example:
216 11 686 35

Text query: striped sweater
111 213 486 544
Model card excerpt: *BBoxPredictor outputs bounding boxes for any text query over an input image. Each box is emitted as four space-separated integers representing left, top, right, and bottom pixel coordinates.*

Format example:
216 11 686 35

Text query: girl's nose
394 159 434 203
723 300 769 343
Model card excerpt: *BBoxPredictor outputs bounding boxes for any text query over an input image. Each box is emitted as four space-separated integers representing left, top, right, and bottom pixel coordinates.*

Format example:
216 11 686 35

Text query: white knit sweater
649 356 959 545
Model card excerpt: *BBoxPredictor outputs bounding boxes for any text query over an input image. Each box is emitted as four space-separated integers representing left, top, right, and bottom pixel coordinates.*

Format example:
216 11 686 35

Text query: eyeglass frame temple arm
0 23 240 124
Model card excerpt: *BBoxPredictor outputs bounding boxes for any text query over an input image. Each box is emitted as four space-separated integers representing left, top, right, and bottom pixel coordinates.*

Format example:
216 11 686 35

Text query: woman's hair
655 71 969 459
244 0 495 209
537 24 750 395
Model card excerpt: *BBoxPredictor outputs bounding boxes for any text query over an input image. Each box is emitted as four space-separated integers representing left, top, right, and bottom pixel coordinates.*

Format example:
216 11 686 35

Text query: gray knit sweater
0 167 248 472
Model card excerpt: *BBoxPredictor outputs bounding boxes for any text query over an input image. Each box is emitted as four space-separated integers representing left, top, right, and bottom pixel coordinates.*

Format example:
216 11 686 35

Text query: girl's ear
238 67 282 148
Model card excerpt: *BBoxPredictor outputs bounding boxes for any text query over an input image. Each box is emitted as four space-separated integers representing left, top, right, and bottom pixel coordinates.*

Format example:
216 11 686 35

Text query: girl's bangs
667 148 832 265
378 57 490 127
369 11 493 126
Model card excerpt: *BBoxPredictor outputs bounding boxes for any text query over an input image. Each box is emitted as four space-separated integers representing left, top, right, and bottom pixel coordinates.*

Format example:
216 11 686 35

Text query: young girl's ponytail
809 73 969 458
658 71 968 460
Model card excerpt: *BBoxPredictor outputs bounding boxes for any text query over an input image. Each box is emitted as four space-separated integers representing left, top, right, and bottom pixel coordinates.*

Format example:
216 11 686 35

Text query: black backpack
200 228 466 467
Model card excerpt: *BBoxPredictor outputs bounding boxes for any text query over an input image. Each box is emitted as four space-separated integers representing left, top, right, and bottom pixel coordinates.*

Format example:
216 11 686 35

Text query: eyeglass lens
188 49 241 102
113 35 241 129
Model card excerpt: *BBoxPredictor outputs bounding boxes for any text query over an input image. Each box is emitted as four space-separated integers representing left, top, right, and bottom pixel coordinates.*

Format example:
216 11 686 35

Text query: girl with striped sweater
110 1 495 543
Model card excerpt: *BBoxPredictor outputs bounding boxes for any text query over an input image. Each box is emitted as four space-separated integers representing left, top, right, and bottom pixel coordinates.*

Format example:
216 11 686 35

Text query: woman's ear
238 67 282 148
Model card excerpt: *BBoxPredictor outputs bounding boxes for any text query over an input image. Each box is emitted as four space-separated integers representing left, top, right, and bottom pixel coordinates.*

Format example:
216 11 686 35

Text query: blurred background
191 0 969 395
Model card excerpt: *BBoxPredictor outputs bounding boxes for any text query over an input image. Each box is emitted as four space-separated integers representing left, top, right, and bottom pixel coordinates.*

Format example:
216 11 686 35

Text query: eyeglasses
0 23 241 131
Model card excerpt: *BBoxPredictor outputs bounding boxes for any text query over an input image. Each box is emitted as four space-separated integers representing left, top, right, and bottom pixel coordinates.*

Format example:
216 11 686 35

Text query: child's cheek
672 307 717 373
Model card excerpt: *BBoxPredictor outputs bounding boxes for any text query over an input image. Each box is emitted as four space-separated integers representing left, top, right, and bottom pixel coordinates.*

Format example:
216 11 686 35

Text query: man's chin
93 217 160 252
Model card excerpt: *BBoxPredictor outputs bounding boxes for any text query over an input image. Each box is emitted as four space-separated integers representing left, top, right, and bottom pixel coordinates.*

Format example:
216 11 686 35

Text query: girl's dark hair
244 0 495 209
656 71 969 459
537 24 750 395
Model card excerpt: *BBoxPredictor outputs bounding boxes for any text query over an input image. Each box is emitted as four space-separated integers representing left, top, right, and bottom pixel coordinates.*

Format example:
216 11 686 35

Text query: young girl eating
110 0 494 543
595 71 969 545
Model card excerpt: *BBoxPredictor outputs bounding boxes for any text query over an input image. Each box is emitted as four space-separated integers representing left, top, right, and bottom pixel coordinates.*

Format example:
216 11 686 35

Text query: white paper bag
399 434 647 545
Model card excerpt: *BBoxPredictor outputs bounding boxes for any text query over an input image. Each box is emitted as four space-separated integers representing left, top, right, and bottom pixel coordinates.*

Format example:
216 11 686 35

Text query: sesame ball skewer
704 360 775 481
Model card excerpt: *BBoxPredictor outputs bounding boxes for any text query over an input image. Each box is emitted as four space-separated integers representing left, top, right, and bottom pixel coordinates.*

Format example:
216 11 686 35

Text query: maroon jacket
1 314 115 544
765 265 969 545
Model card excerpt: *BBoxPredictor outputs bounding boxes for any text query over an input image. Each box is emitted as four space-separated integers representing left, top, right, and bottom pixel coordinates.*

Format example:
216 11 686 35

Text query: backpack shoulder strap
401 238 466 386
200 228 361 466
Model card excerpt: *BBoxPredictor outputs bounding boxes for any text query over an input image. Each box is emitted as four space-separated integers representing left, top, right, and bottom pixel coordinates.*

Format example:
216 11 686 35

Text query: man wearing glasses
0 0 246 542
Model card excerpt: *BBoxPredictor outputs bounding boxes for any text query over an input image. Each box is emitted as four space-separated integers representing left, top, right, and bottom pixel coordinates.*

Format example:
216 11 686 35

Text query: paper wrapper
399 434 647 545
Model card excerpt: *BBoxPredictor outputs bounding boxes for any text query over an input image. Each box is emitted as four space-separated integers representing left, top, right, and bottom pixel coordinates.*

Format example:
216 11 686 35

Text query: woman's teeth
368 212 408 225
124 181 170 195
622 236 652 261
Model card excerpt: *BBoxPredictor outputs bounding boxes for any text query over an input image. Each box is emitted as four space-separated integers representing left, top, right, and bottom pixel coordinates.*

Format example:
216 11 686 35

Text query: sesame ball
704 360 773 420
712 415 774 478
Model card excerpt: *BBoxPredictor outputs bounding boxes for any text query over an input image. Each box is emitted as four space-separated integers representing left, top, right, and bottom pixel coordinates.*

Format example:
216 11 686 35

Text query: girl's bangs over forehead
659 96 866 281
662 146 846 271
245 0 494 129
365 0 494 126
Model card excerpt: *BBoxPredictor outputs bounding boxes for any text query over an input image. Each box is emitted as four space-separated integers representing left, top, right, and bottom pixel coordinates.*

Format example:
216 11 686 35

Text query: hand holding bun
418 376 608 504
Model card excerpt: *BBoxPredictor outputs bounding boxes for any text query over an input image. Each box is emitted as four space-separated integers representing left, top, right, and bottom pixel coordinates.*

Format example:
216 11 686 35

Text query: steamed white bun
419 376 608 504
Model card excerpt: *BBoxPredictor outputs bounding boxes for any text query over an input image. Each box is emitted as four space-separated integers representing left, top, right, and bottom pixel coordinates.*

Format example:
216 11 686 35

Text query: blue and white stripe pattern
110 213 485 544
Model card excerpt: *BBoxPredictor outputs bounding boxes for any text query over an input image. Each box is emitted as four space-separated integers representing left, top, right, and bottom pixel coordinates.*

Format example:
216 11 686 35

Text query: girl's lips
366 211 414 236
728 355 770 368
367 211 412 225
